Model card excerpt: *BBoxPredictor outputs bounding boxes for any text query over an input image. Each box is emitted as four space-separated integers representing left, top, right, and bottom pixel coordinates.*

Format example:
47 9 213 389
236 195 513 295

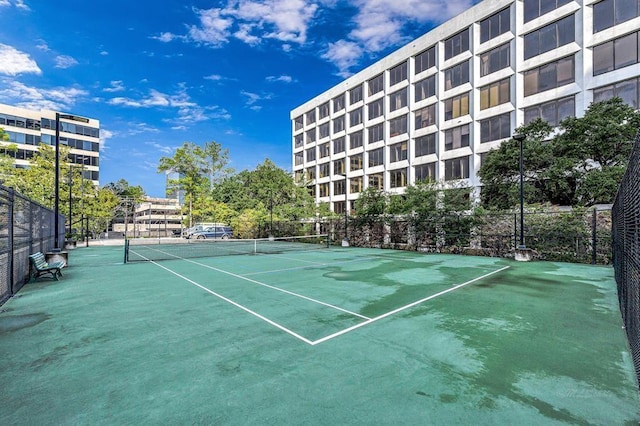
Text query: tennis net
124 234 330 263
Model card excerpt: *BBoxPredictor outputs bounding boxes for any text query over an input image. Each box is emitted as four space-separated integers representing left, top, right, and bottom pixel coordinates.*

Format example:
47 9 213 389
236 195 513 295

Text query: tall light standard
54 112 89 250
336 173 349 246
513 133 527 249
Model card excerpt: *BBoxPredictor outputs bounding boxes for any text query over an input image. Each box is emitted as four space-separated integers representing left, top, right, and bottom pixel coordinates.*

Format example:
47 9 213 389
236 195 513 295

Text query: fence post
8 187 14 296
513 213 517 250
591 208 597 265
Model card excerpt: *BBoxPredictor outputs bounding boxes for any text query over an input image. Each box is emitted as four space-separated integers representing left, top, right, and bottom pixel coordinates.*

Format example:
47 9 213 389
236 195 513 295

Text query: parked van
191 225 233 240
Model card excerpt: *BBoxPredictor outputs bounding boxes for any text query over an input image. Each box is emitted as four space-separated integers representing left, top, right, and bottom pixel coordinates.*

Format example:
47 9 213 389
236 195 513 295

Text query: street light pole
54 112 89 250
513 133 526 249
344 173 348 244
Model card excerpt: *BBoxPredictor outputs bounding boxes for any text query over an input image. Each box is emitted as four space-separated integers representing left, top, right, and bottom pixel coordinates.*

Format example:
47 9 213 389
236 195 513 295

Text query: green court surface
1 245 638 424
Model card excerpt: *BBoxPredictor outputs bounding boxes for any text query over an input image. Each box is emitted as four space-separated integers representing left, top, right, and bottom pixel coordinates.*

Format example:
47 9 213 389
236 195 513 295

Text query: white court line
130 247 370 320
310 265 511 346
241 256 378 276
180 257 371 320
149 260 315 345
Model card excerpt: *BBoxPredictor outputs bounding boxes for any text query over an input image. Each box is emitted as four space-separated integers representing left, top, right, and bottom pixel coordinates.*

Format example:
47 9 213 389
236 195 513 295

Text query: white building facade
291 0 640 213
0 103 100 184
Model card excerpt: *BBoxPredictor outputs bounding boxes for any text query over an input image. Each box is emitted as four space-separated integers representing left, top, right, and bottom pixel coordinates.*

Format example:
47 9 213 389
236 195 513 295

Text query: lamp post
336 173 349 246
513 133 527 249
54 112 89 250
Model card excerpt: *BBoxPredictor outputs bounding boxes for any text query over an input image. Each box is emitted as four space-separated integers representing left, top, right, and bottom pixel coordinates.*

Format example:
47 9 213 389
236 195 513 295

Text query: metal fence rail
0 185 64 306
612 130 640 389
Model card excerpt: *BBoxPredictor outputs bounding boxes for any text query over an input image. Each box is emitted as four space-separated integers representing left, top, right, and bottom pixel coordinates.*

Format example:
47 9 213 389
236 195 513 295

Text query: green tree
158 141 230 227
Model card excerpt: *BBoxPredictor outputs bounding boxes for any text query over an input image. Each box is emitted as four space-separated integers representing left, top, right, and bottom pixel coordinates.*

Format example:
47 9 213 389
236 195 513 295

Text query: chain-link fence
612 130 640 389
0 185 64 306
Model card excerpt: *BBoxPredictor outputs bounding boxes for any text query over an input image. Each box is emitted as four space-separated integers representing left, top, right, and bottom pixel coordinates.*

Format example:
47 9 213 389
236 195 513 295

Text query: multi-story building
0 103 100 184
291 0 640 214
133 197 182 238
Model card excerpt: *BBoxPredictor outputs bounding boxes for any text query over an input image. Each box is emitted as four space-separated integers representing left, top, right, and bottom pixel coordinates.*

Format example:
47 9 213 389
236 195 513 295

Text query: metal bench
28 252 64 281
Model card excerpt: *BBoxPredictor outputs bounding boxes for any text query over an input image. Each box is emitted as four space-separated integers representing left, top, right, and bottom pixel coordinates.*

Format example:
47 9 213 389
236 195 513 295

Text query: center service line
310 265 511 346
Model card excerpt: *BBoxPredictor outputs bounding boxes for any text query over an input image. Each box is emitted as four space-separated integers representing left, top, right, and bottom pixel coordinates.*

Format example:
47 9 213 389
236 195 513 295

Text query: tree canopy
478 98 640 209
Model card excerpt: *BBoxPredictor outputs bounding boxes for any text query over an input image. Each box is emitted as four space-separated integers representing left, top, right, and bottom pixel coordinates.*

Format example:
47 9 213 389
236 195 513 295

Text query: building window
390 142 407 163
415 163 436 182
333 136 346 154
306 147 316 162
350 131 363 149
480 113 511 143
444 156 470 180
350 85 363 104
319 102 330 119
415 134 437 157
334 201 346 214
294 170 304 183
333 115 345 133
334 180 346 196
415 104 436 129
307 166 316 180
390 168 407 188
524 95 575 126
415 46 436 74
524 0 571 23
319 143 330 158
480 7 510 43
319 122 330 139
524 56 575 96
415 75 436 102
319 162 330 177
295 134 303 148
306 109 316 125
319 182 330 197
333 94 346 112
444 28 470 60
593 77 640 109
349 107 363 127
295 152 303 166
594 0 640 33
308 185 316 197
389 88 408 112
368 98 384 120
444 124 470 151
480 43 510 77
369 148 384 167
593 31 640 76
524 15 575 60
479 78 510 110
444 60 470 90
306 128 316 144
368 74 384 96
350 176 363 193
294 115 304 130
444 92 470 120
368 123 384 143
334 158 345 175
369 173 384 189
350 153 363 171
390 61 408 86
389 115 408 137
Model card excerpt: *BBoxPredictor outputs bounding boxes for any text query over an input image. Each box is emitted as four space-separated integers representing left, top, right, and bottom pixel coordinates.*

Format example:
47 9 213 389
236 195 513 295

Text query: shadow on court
0 245 638 424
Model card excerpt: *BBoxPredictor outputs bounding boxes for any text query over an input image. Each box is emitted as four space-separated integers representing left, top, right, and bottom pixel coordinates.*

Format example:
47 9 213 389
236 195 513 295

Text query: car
191 225 233 240
183 223 219 238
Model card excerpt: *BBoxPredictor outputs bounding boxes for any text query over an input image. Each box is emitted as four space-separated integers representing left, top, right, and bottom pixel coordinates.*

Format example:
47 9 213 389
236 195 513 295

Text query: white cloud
322 0 474 75
241 90 272 111
100 50 109 56
55 55 79 69
99 129 113 151
0 43 41 76
0 1 10 6
204 74 223 81
321 40 362 78
188 8 233 47
266 75 294 83
145 141 174 154
151 32 180 42
103 80 125 93
14 0 29 10
36 41 50 51
0 79 88 111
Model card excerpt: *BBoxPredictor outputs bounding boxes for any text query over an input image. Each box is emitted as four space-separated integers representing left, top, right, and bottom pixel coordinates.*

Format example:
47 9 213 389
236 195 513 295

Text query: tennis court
1 242 638 424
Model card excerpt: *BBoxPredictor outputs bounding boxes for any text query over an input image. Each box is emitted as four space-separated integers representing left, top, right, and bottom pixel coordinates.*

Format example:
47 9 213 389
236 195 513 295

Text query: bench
28 252 65 281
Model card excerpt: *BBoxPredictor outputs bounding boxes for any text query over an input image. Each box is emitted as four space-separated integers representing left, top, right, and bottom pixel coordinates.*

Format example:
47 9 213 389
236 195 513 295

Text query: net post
124 239 129 264
325 234 330 248
591 208 597 265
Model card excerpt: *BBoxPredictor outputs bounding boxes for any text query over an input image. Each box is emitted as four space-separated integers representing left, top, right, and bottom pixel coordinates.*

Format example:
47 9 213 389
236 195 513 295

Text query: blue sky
0 0 475 197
